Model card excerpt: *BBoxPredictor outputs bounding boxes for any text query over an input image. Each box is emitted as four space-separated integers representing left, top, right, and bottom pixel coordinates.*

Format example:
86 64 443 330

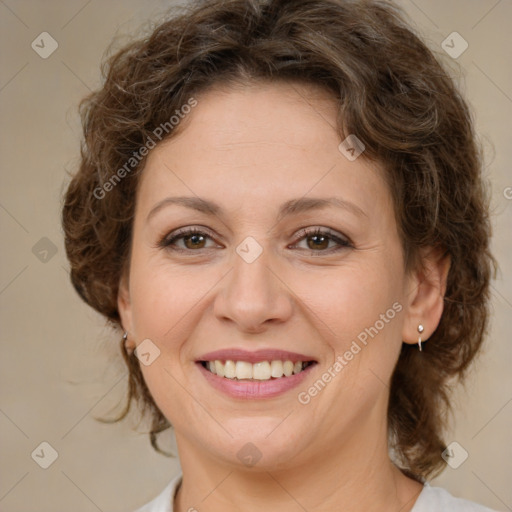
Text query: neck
173 414 423 512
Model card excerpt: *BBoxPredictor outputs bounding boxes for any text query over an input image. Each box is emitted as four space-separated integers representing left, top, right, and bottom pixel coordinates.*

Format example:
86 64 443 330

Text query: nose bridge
214 241 292 331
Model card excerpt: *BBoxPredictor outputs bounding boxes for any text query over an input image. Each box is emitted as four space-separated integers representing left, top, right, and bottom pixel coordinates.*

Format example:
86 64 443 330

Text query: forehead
136 81 391 221
157 81 341 165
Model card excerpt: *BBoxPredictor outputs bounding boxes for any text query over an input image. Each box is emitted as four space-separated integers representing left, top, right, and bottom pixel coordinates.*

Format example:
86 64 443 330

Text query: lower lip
197 362 315 399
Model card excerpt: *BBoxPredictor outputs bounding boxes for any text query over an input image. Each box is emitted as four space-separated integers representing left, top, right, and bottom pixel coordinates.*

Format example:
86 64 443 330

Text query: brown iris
184 233 207 249
307 234 329 250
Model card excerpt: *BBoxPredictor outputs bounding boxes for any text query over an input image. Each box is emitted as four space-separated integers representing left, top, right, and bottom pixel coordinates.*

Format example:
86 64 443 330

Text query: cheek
129 272 173 338
128 254 207 339
127 258 233 380
128 264 205 422
291 260 404 351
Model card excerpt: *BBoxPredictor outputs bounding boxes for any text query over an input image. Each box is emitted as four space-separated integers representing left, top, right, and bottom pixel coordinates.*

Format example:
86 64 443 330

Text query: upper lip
197 349 317 364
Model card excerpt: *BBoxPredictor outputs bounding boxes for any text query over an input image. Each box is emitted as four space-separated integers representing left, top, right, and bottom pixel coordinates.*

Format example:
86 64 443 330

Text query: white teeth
224 360 236 379
283 360 294 377
215 360 225 377
253 361 271 380
204 359 310 380
270 360 284 378
235 361 253 379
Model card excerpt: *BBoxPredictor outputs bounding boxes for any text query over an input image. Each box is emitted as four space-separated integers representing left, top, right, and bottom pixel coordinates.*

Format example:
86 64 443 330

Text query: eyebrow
146 195 367 223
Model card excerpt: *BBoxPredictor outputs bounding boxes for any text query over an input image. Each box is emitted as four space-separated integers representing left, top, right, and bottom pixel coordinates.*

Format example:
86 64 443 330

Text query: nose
213 247 294 334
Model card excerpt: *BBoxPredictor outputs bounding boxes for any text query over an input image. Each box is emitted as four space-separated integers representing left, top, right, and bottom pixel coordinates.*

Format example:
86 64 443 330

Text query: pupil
308 235 328 250
185 234 205 249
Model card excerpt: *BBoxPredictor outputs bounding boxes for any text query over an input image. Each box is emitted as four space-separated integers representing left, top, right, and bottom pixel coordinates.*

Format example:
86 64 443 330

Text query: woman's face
119 82 421 471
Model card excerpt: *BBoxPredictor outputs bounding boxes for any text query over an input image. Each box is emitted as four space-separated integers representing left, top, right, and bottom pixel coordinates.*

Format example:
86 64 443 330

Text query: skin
118 81 450 511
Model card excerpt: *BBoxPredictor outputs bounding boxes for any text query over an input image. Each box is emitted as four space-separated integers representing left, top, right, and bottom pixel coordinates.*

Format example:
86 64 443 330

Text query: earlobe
117 272 134 349
401 247 451 348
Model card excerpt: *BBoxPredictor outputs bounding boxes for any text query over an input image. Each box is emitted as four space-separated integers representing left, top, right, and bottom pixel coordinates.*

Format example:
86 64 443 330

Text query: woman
62 0 498 510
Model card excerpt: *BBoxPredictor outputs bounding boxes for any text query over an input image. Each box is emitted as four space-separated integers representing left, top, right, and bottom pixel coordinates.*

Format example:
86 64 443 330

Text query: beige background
0 1 511 511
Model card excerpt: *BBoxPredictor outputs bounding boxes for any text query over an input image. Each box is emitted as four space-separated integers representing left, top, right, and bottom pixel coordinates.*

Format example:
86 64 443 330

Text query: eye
159 227 220 252
291 227 352 254
158 226 352 255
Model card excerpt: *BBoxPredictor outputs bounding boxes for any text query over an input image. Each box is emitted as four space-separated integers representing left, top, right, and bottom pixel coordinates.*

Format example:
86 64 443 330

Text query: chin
205 420 311 471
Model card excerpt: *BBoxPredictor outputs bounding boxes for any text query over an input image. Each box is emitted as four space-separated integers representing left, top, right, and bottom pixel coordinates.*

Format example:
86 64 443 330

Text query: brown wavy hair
62 0 496 480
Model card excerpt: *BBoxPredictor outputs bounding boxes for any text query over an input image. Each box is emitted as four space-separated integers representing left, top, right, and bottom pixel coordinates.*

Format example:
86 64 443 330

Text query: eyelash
159 226 352 255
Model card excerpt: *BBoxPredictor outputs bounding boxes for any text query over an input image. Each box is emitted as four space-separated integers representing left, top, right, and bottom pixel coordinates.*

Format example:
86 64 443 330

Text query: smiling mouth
200 360 316 381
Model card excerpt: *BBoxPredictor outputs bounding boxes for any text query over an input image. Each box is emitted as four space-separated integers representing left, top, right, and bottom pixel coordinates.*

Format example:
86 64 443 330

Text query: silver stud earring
417 324 424 351
122 331 135 356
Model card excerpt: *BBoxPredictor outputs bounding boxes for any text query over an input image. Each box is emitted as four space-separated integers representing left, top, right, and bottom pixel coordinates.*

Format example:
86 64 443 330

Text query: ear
401 247 451 347
118 270 136 352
